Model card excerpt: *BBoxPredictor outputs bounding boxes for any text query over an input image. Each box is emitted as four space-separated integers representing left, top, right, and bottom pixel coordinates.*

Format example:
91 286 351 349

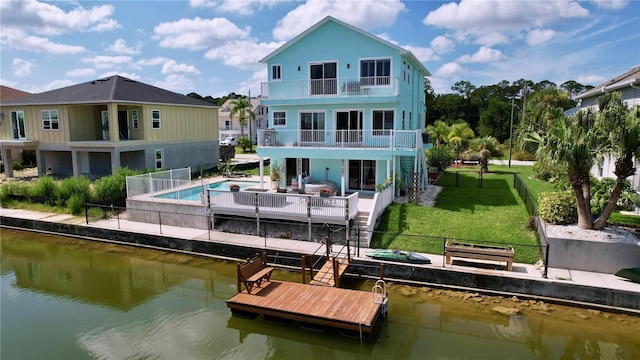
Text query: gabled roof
575 65 640 100
259 16 430 76
0 85 31 102
1 75 217 108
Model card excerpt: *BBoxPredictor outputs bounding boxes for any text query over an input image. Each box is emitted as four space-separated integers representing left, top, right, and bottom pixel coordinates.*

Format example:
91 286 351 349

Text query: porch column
37 150 47 176
110 150 120 175
259 157 264 189
341 159 345 196
2 147 13 178
386 160 390 179
71 150 80 177
108 104 119 142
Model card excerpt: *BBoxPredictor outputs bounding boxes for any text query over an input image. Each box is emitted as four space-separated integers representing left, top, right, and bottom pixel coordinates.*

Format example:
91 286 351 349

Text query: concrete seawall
2 215 639 312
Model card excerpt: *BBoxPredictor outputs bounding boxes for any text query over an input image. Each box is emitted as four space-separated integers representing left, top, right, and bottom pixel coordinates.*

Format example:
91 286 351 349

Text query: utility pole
508 97 515 168
521 85 528 128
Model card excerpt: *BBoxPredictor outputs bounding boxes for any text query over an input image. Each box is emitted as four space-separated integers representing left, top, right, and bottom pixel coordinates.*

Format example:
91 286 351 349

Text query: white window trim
41 109 60 131
358 57 392 88
10 110 26 140
298 110 327 129
155 149 164 170
272 64 282 81
272 111 287 127
371 108 395 136
132 109 139 129
151 109 161 129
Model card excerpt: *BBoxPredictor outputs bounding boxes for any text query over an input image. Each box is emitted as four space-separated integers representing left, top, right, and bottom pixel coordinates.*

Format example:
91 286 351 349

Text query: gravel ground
545 223 640 244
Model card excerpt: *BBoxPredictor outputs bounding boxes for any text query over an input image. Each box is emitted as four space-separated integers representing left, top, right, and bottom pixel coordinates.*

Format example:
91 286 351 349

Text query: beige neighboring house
0 85 32 170
218 98 268 143
575 65 640 198
0 75 219 178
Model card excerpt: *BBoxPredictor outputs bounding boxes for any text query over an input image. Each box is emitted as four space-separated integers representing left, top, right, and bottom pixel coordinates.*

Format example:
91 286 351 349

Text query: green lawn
371 165 555 264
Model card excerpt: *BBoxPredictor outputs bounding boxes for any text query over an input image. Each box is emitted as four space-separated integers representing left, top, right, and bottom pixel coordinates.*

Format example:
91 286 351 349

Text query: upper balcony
261 76 398 101
257 129 420 151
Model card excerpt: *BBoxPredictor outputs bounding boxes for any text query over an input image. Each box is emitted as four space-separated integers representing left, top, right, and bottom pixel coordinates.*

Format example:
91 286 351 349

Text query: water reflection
1 229 639 359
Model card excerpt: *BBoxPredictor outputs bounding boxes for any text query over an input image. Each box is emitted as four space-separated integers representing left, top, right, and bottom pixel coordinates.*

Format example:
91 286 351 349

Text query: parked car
220 137 236 146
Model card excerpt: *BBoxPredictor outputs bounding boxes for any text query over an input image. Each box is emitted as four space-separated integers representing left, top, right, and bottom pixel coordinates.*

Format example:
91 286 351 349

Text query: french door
348 160 376 191
310 62 337 95
336 110 363 145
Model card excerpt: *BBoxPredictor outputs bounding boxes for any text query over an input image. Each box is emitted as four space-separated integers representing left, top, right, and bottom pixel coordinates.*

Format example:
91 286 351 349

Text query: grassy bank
371 165 555 264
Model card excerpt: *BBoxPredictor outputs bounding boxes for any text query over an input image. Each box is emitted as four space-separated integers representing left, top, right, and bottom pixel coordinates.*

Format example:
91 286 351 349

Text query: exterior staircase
309 256 350 287
351 210 371 249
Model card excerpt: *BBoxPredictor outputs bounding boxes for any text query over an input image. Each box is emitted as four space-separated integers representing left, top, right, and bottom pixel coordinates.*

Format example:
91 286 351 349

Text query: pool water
154 181 257 201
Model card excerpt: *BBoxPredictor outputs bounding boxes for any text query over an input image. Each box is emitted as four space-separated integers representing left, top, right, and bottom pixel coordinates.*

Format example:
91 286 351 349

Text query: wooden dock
226 280 384 334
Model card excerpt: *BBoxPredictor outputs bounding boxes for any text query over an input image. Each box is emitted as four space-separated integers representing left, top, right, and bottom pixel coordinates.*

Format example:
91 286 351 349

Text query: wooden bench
445 240 514 271
237 252 274 294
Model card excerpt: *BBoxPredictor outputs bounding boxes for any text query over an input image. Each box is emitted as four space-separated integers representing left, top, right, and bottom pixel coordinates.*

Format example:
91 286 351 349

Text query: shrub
591 177 640 214
67 194 85 215
94 174 124 204
32 175 58 206
532 161 565 182
1 182 32 204
511 149 536 161
57 176 93 206
12 161 23 171
237 136 252 152
425 145 454 172
538 192 577 225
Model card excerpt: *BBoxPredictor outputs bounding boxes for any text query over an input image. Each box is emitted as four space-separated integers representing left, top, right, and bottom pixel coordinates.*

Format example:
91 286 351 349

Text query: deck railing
364 185 394 247
258 129 419 150
260 76 398 100
207 189 358 224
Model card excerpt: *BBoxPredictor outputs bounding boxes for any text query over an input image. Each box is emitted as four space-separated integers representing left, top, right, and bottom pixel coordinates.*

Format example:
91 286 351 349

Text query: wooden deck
226 280 383 334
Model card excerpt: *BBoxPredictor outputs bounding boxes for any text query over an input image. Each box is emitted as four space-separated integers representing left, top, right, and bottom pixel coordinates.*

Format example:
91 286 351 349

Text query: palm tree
592 93 640 229
528 109 606 229
470 136 499 173
229 98 255 139
448 122 474 163
425 120 450 146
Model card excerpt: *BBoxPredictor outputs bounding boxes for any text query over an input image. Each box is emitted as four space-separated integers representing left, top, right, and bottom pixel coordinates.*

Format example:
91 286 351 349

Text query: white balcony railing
261 76 398 100
258 129 419 150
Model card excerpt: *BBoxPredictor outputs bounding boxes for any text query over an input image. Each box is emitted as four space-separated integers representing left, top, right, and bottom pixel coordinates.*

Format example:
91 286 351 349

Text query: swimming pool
154 181 258 201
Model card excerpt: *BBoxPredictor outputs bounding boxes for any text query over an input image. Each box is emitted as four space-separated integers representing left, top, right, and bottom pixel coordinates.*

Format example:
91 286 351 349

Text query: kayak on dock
615 268 640 283
365 249 431 264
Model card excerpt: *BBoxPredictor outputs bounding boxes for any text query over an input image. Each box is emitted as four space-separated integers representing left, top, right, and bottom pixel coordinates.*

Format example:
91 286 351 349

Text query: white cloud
98 71 140 81
12 58 34 77
403 45 439 63
161 60 200 75
82 56 133 69
3 32 85 54
136 57 170 67
153 17 251 50
204 40 284 70
428 76 452 94
0 0 120 36
33 79 76 93
591 0 629 10
576 74 605 86
154 74 195 93
431 36 455 54
435 62 467 77
527 29 556 46
423 0 589 46
66 68 96 77
456 47 506 63
107 39 142 55
272 0 406 41
189 0 278 16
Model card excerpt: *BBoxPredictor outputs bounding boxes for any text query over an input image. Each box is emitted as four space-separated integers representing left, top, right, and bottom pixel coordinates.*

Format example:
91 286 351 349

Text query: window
10 111 26 140
132 109 139 129
273 111 286 126
151 110 161 129
372 110 394 135
360 58 390 86
225 120 231 130
310 62 337 95
272 64 282 80
41 110 59 130
155 149 163 170
300 111 325 143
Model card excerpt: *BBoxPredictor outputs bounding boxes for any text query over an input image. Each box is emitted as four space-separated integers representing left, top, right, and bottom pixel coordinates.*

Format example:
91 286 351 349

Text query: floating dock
226 280 385 335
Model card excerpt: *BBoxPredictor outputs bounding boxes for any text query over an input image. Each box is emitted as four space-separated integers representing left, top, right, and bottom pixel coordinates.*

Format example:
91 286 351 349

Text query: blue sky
1 0 638 97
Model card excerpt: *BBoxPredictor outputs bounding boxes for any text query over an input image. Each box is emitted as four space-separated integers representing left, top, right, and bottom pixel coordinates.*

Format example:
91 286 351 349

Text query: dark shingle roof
1 76 217 108
0 85 31 102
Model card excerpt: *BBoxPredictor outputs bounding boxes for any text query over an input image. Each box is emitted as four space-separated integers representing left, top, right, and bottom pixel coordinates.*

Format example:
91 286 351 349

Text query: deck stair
351 210 370 249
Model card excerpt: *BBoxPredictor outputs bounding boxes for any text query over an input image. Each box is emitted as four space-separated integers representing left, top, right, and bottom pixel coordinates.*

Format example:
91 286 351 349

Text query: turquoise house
257 16 431 196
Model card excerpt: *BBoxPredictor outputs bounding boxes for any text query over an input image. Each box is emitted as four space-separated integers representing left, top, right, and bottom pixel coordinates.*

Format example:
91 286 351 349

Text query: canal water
1 228 638 359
